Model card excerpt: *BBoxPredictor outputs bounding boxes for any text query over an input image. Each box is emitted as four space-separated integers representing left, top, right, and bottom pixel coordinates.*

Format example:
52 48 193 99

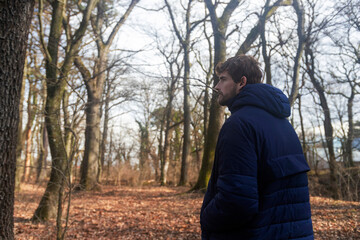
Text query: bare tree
164 0 205 186
75 0 140 191
326 0 360 167
99 66 132 182
329 57 359 167
259 0 304 91
155 39 182 185
304 43 340 199
32 0 99 221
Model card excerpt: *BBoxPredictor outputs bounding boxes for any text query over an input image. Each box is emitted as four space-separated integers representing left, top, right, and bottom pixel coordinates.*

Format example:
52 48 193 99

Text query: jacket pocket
267 154 310 180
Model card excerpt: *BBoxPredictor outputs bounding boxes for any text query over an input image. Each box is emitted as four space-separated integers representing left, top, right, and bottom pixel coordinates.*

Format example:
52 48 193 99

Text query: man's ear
236 76 247 93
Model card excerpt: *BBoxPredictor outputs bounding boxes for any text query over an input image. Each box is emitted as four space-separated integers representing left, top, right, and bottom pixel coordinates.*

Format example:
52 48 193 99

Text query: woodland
0 0 359 239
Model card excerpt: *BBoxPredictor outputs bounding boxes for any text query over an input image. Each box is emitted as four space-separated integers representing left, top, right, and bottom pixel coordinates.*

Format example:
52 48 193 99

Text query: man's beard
217 88 238 106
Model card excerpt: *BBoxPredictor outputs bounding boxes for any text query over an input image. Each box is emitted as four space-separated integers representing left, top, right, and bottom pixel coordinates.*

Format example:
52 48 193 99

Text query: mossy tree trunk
32 0 99 221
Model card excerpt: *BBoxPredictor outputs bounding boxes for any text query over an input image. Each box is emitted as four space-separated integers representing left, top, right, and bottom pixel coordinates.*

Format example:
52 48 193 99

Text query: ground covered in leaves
14 184 359 239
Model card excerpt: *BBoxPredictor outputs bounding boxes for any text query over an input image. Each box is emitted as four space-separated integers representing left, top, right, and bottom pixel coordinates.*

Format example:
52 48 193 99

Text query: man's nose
214 81 220 90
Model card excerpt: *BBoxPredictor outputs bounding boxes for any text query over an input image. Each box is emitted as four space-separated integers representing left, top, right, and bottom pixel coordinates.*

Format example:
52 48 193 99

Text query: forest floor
14 183 360 240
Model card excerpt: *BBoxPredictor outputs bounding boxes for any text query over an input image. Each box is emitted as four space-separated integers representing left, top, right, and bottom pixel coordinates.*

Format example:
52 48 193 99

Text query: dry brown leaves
311 196 360 239
14 184 360 239
14 184 201 240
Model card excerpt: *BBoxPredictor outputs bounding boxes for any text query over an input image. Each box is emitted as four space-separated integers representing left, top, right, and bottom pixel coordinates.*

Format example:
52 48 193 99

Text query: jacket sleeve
201 119 259 233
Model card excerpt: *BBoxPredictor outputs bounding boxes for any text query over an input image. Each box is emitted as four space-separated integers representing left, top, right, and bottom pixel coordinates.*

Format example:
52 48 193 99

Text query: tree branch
106 0 140 47
38 0 52 62
236 0 292 55
164 0 185 46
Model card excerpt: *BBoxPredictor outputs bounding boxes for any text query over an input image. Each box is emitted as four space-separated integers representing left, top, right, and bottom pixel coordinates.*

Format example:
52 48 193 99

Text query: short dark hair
215 55 263 84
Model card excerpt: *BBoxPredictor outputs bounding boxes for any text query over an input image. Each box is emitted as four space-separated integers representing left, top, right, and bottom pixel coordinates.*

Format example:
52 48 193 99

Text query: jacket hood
227 83 291 118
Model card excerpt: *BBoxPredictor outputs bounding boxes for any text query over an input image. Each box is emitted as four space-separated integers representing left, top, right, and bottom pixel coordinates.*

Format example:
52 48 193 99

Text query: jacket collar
227 84 291 118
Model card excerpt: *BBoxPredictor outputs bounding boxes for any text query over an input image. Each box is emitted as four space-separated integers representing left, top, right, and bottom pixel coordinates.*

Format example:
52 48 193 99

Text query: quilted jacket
200 84 313 240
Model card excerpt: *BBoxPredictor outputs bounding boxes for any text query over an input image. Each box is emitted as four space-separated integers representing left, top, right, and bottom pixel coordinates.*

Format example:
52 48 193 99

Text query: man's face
215 71 243 106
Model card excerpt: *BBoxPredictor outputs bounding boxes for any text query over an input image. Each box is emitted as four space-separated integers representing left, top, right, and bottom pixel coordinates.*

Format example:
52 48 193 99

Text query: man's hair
215 55 263 84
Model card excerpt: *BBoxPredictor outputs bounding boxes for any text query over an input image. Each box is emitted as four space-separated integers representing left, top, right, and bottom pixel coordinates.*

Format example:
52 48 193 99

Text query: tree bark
0 0 35 238
80 89 102 190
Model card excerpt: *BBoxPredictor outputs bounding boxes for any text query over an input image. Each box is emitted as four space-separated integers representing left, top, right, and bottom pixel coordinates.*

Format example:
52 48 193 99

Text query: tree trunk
78 0 139 189
345 92 354 167
99 73 111 181
23 83 38 182
80 92 102 190
305 45 340 199
0 0 34 238
164 0 194 186
161 122 172 185
288 0 305 106
23 127 33 182
298 94 308 164
32 0 67 221
179 48 191 186
36 124 49 183
33 0 99 221
36 80 48 183
137 121 150 183
202 24 213 142
78 48 106 190
159 67 177 186
157 117 164 182
15 75 26 192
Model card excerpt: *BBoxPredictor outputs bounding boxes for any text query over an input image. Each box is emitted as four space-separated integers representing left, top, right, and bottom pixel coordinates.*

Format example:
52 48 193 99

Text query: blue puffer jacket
200 84 313 240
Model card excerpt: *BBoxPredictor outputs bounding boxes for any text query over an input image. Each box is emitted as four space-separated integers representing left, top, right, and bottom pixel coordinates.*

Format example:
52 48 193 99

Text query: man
200 55 313 240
